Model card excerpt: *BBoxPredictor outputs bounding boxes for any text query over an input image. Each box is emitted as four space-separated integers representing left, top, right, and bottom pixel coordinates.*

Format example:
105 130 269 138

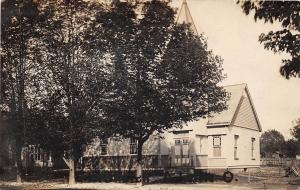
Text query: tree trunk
15 142 23 183
68 151 76 185
136 139 144 186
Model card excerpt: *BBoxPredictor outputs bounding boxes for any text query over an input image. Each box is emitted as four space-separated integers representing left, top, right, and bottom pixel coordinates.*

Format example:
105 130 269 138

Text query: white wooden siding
233 90 259 131
227 127 260 167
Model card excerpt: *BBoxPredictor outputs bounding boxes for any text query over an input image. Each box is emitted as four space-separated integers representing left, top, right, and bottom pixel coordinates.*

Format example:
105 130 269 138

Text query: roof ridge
222 83 247 88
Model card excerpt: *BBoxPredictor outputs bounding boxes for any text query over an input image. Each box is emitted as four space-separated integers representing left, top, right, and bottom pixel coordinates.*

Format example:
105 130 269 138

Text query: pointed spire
176 0 198 35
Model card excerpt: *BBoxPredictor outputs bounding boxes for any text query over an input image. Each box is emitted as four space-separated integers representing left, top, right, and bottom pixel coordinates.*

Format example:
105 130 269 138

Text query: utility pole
0 51 2 120
0 0 3 120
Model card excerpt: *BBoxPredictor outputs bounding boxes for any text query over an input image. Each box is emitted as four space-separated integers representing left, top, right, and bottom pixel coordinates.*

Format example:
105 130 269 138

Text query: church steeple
176 0 198 35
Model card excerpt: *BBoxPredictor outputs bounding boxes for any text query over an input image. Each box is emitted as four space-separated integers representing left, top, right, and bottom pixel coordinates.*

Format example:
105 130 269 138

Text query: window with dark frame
175 139 181 145
30 145 42 161
234 135 239 160
100 138 108 155
182 139 189 145
129 138 138 154
251 137 255 159
213 136 221 157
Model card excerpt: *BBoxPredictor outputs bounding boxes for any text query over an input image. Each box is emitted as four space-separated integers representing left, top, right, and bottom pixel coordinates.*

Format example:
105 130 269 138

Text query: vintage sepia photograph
0 0 300 189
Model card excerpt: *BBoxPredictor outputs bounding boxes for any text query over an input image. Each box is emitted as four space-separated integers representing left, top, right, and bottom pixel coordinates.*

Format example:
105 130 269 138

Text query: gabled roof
207 83 262 132
176 0 198 35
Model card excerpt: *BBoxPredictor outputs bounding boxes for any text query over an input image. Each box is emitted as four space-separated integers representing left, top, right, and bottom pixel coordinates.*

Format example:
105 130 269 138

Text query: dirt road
0 182 299 190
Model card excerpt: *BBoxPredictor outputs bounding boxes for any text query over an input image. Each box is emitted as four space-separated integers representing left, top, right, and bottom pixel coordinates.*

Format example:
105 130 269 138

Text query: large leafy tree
282 119 300 158
284 119 300 157
291 118 300 141
103 0 227 183
28 0 112 184
239 1 300 79
283 139 299 158
2 0 227 185
260 129 285 157
1 0 40 182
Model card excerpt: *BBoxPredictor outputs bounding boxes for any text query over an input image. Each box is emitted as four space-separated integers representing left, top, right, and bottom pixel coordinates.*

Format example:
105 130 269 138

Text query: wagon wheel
223 171 233 183
136 176 141 182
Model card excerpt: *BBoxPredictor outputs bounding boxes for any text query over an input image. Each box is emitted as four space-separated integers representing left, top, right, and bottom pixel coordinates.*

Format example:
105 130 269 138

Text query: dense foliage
260 129 285 157
1 0 40 182
291 119 300 141
239 1 300 79
260 126 300 158
1 0 227 184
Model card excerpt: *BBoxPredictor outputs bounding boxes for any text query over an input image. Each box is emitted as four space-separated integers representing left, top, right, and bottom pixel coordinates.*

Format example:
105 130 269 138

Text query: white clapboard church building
83 84 261 170
83 0 262 179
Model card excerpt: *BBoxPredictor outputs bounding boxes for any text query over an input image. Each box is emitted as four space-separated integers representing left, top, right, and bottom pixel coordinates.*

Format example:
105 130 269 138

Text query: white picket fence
260 158 300 167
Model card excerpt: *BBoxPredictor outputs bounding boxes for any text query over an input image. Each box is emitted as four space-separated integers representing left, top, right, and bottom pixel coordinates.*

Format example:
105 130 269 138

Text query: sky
171 0 300 139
